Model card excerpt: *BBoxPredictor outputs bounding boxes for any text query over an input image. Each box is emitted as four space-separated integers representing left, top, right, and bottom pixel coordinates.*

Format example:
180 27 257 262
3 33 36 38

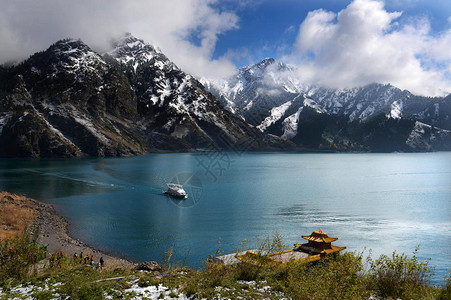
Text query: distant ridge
202 58 451 152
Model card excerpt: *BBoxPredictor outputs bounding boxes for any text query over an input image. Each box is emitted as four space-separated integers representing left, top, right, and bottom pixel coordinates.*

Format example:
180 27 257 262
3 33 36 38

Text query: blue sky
210 0 451 67
212 0 353 66
1 0 450 95
206 0 451 95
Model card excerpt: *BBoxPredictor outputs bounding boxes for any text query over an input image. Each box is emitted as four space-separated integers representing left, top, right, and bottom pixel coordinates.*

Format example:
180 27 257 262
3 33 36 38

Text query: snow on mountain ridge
257 100 292 132
49 39 108 75
200 57 450 151
281 106 303 140
203 57 446 122
104 33 264 149
108 33 176 73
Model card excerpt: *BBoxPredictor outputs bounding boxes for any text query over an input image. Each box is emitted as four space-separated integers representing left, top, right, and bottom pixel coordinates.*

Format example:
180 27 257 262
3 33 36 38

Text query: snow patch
257 101 292 132
434 103 440 116
281 107 303 139
38 112 77 147
406 121 429 149
303 98 325 113
3 281 63 299
244 100 253 111
74 116 110 145
124 280 188 300
359 105 376 120
390 100 403 119
31 66 41 74
0 113 12 135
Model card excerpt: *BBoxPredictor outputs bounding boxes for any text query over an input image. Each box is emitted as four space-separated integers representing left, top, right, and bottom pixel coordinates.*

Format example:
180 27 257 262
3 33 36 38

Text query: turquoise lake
0 152 450 284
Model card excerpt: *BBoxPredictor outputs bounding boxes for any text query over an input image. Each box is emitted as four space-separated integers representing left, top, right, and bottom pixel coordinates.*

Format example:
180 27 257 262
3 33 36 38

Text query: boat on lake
218 230 346 265
164 183 187 199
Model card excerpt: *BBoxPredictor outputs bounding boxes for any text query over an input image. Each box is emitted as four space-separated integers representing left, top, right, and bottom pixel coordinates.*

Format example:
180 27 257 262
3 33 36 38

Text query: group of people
73 252 104 270
49 251 65 268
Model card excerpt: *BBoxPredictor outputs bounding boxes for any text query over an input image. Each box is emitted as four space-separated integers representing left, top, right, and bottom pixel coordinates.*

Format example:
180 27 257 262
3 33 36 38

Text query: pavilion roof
301 231 338 243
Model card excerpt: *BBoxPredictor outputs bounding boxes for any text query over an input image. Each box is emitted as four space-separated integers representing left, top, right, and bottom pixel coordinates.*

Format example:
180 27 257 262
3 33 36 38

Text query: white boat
164 183 187 199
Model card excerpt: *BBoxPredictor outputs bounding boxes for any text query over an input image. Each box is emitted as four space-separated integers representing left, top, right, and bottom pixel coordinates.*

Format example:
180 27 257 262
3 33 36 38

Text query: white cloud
0 0 238 79
291 0 451 96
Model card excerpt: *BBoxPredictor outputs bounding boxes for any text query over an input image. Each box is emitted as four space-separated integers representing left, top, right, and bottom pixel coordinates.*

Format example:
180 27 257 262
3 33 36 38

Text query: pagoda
294 230 346 256
219 230 346 265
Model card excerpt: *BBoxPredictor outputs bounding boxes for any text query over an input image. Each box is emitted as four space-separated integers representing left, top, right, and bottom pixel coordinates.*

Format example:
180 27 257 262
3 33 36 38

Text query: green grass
1 231 449 299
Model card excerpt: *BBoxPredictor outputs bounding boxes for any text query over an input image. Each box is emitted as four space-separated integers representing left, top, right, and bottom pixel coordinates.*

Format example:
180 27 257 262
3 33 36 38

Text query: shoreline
0 192 136 269
31 197 136 269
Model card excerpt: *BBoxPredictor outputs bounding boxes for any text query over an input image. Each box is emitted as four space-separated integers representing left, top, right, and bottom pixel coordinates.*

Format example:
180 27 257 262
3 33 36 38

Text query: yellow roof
301 231 338 243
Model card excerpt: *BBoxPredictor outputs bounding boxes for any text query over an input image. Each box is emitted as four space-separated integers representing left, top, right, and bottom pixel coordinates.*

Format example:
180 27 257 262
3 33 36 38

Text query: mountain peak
256 58 275 68
111 33 146 50
243 58 275 72
107 33 171 72
49 39 93 57
22 38 107 76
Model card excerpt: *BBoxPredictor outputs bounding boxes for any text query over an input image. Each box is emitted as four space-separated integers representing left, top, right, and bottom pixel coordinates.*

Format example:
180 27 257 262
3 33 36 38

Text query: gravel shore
29 198 135 269
0 191 135 269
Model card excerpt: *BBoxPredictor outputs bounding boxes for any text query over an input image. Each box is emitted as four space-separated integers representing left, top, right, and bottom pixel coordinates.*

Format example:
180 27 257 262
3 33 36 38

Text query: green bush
277 252 369 299
439 271 451 300
0 230 45 281
366 246 434 299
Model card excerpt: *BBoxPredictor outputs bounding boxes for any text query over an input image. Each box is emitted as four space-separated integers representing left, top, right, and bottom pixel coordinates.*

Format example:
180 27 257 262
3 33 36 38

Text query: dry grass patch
0 192 38 240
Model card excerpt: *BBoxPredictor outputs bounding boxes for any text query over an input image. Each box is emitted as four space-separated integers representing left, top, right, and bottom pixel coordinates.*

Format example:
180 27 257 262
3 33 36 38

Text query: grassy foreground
1 232 450 299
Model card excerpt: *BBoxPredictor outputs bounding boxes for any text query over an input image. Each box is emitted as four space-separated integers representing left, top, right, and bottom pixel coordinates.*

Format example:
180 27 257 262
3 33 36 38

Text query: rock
134 261 161 272
153 271 172 279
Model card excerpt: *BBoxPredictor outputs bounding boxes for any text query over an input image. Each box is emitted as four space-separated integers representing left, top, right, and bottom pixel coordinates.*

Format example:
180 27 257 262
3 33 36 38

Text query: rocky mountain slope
202 58 451 151
0 35 267 157
104 33 265 151
0 39 147 157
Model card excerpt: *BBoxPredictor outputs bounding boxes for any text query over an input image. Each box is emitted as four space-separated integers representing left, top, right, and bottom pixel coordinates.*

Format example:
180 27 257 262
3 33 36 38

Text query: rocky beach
0 191 134 269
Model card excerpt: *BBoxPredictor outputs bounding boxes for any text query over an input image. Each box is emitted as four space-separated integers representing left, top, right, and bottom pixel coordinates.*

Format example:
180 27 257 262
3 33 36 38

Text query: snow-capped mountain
0 35 268 158
201 58 304 126
0 39 147 157
1 37 449 157
202 58 451 151
204 58 449 126
105 33 265 151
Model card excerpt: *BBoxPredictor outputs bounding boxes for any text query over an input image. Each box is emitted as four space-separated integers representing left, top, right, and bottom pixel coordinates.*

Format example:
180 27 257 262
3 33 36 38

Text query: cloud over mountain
291 0 451 96
1 0 450 96
0 0 238 79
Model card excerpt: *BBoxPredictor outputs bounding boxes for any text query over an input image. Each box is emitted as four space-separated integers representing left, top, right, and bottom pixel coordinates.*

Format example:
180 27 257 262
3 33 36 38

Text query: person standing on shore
99 257 104 270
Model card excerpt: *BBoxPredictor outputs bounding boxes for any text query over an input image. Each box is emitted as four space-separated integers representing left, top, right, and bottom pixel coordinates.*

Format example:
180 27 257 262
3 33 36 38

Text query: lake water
0 152 450 284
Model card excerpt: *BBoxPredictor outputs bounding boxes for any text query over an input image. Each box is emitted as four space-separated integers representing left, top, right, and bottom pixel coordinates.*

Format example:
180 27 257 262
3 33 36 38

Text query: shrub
0 230 45 281
439 271 451 300
256 231 287 254
281 252 369 299
366 246 434 299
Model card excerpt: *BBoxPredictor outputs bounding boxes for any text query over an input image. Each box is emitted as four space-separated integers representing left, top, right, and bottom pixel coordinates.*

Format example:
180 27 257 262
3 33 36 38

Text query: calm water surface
0 152 450 283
